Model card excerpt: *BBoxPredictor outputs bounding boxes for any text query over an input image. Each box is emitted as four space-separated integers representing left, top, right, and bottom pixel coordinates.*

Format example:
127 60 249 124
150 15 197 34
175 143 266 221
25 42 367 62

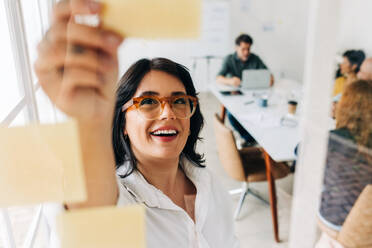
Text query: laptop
241 69 271 89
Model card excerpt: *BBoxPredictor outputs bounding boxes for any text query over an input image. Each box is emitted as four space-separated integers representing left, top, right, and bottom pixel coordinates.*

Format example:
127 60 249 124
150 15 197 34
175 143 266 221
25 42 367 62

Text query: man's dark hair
112 58 205 178
343 50 366 73
235 34 253 46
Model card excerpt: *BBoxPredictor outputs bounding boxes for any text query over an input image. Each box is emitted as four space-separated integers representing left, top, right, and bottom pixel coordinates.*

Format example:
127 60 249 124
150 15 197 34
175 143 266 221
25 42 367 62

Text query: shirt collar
116 155 211 211
233 52 240 61
234 52 251 63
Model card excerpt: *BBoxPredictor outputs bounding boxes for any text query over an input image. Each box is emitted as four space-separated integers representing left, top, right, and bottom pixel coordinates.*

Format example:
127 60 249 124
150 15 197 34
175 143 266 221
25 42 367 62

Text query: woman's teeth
151 130 178 136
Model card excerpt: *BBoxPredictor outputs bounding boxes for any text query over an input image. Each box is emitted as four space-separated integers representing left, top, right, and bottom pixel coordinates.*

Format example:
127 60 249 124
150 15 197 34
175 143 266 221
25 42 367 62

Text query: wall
116 0 372 91
337 0 372 56
290 0 372 246
117 0 231 91
117 0 310 91
229 0 309 82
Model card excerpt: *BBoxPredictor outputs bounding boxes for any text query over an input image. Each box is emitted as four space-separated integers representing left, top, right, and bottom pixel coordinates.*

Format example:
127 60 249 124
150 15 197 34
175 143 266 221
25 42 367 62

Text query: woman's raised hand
35 0 123 125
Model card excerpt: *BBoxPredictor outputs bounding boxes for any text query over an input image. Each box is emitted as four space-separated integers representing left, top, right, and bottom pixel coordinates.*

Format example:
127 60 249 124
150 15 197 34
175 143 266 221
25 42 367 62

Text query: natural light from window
0 0 23 122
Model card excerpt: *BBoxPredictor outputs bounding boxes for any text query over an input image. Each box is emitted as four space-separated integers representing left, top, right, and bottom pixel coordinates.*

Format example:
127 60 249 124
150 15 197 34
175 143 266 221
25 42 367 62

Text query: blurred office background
1 0 371 247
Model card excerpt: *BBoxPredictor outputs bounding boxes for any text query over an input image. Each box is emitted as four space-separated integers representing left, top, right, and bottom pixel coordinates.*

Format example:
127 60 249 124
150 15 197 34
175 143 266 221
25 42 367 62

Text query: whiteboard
197 0 231 57
118 0 231 74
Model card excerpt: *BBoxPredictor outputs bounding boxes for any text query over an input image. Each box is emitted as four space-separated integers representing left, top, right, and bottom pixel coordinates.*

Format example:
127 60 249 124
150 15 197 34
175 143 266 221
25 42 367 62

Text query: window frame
1 0 54 247
2 0 40 125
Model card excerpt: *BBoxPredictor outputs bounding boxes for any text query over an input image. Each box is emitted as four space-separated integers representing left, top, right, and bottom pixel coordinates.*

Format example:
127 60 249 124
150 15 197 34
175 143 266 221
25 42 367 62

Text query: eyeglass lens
138 96 195 119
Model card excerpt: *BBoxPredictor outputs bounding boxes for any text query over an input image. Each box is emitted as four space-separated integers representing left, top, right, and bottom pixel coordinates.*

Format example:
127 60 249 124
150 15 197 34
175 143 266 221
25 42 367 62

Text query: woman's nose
159 102 176 120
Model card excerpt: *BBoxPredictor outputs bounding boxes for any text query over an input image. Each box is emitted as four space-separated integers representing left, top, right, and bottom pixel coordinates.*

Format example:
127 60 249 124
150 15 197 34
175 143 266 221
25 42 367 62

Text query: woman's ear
351 64 358 72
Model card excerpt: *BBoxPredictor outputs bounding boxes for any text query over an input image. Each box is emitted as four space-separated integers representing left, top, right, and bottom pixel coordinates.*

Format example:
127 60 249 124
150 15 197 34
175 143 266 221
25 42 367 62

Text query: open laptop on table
241 69 271 89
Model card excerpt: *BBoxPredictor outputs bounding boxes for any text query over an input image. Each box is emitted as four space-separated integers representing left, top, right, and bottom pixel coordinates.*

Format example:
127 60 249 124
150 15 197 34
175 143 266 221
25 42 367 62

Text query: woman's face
124 70 191 162
340 57 355 75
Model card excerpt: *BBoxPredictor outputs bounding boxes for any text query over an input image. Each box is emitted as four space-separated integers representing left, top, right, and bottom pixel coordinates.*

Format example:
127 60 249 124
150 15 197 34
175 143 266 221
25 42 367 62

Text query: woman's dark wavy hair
343 50 366 73
112 58 205 177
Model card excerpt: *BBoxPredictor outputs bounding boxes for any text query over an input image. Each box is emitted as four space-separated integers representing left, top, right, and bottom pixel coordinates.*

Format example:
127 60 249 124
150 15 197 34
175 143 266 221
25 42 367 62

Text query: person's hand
34 0 123 126
331 101 337 119
230 77 241 87
269 74 275 87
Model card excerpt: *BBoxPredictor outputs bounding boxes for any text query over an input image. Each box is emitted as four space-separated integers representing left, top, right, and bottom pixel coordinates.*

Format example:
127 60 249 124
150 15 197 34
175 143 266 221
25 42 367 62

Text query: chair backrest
213 114 246 181
338 184 372 248
320 131 372 228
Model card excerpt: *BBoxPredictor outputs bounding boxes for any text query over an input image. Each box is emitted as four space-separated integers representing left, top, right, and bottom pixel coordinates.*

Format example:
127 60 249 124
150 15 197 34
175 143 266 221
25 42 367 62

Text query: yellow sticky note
100 0 201 38
57 205 146 248
0 120 86 207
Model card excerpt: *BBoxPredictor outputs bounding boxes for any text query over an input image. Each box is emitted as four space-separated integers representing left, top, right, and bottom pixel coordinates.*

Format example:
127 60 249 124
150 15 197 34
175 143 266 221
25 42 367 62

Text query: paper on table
241 113 281 128
100 0 201 38
0 120 86 207
57 205 146 248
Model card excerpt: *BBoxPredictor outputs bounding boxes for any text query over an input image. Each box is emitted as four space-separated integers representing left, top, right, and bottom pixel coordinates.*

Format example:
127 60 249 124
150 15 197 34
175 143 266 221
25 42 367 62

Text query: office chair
213 113 290 241
317 131 372 247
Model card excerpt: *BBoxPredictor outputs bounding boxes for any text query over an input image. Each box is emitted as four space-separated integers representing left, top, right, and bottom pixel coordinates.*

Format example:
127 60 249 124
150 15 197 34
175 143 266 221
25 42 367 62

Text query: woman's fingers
62 67 103 90
36 66 63 102
70 0 102 16
66 22 123 56
44 20 122 57
36 41 115 74
36 19 121 73
52 0 72 23
35 0 124 121
52 0 122 55
52 0 102 23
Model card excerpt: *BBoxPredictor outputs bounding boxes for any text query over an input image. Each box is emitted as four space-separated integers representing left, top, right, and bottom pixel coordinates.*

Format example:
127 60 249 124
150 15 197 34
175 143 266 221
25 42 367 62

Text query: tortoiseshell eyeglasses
122 95 198 120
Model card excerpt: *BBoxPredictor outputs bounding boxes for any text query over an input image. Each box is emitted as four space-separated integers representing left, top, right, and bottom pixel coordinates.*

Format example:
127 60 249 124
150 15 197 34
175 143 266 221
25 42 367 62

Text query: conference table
210 79 302 242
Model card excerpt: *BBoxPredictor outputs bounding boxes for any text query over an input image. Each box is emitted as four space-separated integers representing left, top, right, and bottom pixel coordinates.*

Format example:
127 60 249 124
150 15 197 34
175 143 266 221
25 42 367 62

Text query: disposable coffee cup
288 100 298 114
257 97 268 107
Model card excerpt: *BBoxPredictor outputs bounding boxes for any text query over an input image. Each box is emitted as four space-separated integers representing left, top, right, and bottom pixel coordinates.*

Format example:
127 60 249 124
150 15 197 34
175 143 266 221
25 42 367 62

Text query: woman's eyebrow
171 92 187 96
139 91 159 96
138 91 187 97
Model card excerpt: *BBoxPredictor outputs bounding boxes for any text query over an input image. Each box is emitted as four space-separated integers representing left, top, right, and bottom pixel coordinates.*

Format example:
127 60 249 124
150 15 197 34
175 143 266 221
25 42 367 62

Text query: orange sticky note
100 0 201 38
57 205 146 248
0 120 86 207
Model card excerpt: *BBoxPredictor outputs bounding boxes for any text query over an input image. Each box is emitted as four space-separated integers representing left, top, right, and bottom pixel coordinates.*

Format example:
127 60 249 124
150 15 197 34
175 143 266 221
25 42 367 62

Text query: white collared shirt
44 156 239 248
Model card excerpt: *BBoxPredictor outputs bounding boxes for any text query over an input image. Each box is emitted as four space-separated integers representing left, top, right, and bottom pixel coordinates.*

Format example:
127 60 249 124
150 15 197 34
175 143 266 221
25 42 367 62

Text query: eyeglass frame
121 95 198 120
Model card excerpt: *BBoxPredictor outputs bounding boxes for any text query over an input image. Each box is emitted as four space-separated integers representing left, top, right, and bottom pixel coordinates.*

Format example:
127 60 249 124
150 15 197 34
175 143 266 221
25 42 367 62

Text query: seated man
216 33 273 146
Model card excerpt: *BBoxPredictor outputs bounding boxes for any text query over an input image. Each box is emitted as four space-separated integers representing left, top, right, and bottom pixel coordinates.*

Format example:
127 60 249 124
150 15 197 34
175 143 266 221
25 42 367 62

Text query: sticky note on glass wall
57 205 146 248
0 120 86 207
100 0 201 38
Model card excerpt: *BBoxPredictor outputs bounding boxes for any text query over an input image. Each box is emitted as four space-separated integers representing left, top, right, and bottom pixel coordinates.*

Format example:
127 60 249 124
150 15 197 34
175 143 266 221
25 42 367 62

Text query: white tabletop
210 80 302 162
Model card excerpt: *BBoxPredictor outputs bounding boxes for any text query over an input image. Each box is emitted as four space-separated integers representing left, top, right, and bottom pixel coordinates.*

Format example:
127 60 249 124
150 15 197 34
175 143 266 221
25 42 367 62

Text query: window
0 0 55 247
0 0 23 122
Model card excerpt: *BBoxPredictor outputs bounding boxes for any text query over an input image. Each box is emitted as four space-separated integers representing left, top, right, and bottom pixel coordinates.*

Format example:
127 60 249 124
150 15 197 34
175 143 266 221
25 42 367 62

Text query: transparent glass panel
7 205 49 247
21 0 45 84
10 107 27 127
317 78 372 245
36 88 58 124
0 1 24 122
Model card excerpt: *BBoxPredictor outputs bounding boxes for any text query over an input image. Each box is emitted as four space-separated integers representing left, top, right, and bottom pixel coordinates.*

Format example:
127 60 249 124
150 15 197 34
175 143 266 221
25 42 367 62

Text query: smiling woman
38 1 238 247
108 59 239 247
113 58 205 177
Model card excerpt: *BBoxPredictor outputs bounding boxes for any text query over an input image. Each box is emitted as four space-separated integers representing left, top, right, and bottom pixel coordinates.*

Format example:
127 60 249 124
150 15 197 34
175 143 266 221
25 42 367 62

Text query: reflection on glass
0 1 23 121
319 132 372 229
36 87 57 124
21 0 45 83
9 107 27 127
318 80 372 246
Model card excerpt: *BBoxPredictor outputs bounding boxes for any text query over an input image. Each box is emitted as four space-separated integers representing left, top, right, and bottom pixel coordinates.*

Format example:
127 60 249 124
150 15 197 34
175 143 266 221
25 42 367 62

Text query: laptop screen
241 69 271 89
